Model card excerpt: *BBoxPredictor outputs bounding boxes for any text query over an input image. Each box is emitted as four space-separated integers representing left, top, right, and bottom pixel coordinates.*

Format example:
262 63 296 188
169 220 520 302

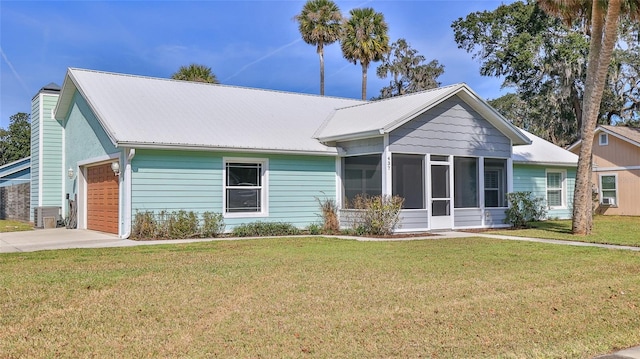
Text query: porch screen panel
343 155 382 207
454 157 478 208
392 154 425 209
484 158 507 207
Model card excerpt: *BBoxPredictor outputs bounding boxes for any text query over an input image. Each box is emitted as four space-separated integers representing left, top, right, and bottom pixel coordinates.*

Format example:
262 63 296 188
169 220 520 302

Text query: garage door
87 163 119 234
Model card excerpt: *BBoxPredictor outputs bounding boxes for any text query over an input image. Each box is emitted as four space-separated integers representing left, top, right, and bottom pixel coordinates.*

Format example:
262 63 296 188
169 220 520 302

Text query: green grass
1 237 639 358
0 219 32 233
489 215 640 247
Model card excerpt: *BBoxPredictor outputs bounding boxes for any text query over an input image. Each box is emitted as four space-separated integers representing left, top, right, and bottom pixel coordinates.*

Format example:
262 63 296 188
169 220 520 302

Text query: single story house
568 125 640 216
31 68 577 237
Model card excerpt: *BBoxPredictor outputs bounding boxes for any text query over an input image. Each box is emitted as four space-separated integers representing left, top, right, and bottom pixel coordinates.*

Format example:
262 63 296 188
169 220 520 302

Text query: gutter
120 148 136 239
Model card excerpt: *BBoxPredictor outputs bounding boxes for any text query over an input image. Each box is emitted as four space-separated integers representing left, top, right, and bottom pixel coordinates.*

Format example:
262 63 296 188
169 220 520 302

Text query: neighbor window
343 155 382 207
224 159 267 215
599 133 608 146
546 171 565 208
599 174 618 206
454 157 478 208
392 154 425 209
484 158 507 207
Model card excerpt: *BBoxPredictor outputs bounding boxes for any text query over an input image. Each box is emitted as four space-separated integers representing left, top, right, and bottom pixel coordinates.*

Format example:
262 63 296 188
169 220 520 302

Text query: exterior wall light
111 161 120 176
67 167 74 179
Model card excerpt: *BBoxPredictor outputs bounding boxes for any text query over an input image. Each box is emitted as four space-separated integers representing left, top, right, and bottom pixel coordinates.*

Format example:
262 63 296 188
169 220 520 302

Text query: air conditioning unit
602 197 615 206
34 206 61 228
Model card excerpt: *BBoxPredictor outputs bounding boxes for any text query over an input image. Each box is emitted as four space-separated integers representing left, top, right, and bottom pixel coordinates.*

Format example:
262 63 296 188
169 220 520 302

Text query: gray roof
56 68 363 154
314 83 531 146
513 129 578 166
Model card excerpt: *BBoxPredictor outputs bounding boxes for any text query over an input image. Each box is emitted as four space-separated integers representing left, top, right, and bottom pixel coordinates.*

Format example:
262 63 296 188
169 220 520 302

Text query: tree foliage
340 7 390 100
538 0 639 235
0 113 30 166
452 0 639 146
375 38 445 99
295 0 343 96
171 64 219 83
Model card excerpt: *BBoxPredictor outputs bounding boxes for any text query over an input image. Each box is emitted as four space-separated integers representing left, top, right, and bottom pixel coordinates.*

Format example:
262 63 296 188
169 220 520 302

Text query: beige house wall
594 169 640 216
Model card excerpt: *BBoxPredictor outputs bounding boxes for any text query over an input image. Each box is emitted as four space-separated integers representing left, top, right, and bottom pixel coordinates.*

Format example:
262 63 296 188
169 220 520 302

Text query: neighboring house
568 125 640 216
0 157 31 221
32 68 577 237
0 157 31 188
513 130 578 219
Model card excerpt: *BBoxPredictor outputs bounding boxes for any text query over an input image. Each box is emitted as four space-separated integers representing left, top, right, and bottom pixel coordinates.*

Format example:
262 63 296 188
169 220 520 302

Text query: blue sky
0 0 513 129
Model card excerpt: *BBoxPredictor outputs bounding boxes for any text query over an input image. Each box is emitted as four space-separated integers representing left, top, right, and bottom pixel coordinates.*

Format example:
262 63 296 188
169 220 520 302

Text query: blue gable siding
64 91 120 197
513 164 575 219
131 150 336 231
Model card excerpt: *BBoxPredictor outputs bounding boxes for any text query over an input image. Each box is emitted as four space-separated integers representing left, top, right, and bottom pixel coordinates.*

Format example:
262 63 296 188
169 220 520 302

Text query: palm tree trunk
361 62 368 100
318 44 325 96
572 0 621 235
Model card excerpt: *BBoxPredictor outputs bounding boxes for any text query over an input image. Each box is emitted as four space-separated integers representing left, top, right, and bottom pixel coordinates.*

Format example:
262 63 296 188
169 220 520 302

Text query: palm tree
340 7 390 100
171 64 219 83
295 0 343 96
538 0 639 235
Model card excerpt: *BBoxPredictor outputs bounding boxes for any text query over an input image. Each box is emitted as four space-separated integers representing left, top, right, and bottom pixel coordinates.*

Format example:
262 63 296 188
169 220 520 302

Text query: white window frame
599 173 618 207
223 157 268 218
599 133 609 146
545 169 566 209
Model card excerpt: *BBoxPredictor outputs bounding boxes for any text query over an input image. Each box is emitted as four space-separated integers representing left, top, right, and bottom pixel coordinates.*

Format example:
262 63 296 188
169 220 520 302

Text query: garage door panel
87 163 119 234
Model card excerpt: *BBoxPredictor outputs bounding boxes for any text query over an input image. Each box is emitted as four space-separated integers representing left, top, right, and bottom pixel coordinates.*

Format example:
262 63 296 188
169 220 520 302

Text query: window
224 159 267 215
392 154 424 209
546 171 565 208
343 155 382 207
599 174 618 206
454 157 478 208
484 158 507 207
599 133 608 146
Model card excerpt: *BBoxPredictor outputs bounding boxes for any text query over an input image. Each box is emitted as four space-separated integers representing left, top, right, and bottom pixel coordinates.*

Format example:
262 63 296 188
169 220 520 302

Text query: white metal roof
513 129 578 166
314 83 531 146
55 68 363 154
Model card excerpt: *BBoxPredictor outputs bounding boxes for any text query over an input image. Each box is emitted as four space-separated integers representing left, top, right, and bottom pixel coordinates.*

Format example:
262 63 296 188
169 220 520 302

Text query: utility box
34 206 61 228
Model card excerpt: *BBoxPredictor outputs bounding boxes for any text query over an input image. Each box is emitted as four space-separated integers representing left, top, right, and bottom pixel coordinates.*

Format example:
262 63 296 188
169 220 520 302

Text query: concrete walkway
2 228 640 253
1 228 639 358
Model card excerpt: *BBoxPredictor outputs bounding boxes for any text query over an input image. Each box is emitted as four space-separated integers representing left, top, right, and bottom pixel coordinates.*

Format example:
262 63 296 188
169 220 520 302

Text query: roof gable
567 125 640 152
314 83 530 145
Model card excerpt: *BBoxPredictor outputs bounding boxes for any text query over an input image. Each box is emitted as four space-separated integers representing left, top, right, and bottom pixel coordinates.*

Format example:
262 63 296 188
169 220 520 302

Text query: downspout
120 148 136 239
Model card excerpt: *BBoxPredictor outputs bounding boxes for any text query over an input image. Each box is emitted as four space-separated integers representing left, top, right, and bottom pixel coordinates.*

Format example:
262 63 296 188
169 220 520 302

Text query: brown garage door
87 163 119 234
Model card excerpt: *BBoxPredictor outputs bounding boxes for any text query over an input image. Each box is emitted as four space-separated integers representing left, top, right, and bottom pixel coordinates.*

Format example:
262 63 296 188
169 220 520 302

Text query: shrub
307 223 322 235
316 197 340 233
201 212 225 238
131 210 225 240
504 192 547 228
232 221 301 237
168 210 199 239
132 211 156 239
348 195 404 236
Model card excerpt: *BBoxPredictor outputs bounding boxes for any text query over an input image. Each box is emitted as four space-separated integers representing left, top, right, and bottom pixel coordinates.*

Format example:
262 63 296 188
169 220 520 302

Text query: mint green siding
40 94 64 207
131 150 336 231
30 92 63 220
64 91 120 197
513 164 576 219
30 95 41 221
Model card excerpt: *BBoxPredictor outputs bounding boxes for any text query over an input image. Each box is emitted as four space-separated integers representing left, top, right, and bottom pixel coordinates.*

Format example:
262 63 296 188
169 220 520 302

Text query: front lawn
1 237 639 358
0 219 32 233
489 215 640 247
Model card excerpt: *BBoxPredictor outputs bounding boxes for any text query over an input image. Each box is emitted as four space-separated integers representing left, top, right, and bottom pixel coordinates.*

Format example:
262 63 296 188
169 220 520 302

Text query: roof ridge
68 67 364 102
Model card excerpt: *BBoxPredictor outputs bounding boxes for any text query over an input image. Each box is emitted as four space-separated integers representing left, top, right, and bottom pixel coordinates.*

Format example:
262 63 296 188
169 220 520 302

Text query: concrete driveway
0 228 222 253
